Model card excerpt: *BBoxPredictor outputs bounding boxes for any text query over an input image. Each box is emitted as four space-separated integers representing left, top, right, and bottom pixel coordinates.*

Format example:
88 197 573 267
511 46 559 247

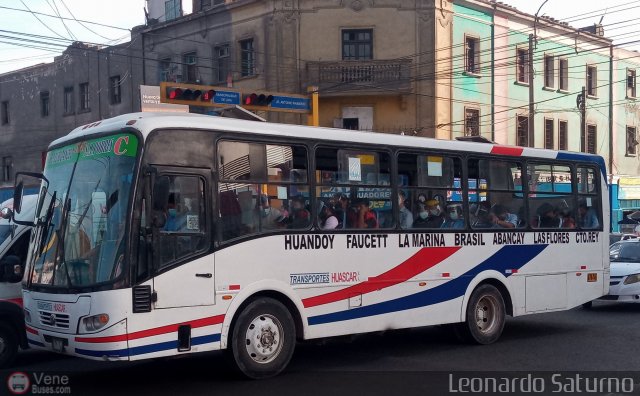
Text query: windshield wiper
51 197 74 288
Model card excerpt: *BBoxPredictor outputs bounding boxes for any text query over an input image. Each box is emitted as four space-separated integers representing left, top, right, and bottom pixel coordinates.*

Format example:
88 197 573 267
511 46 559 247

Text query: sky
0 0 639 75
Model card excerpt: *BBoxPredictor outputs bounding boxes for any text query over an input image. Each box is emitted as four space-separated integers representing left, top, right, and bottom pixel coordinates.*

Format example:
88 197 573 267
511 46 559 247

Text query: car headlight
81 314 109 332
623 274 640 285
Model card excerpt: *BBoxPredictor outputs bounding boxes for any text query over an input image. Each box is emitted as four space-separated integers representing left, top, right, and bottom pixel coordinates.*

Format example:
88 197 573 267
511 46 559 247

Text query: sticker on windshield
186 215 200 231
46 133 138 169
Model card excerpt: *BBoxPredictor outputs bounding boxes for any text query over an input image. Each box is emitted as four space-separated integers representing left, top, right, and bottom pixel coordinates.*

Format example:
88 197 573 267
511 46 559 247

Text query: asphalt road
3 301 640 396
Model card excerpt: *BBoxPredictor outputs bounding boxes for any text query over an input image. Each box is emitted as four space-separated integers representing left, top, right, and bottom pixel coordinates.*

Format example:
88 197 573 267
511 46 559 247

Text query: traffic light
243 93 274 107
165 85 216 103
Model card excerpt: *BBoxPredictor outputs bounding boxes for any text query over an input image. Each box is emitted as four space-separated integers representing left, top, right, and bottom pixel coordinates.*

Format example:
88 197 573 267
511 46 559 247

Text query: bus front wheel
455 284 506 345
229 297 296 379
0 323 19 368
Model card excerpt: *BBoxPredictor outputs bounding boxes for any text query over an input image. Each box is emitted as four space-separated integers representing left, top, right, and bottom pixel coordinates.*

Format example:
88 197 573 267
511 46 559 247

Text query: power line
18 0 66 40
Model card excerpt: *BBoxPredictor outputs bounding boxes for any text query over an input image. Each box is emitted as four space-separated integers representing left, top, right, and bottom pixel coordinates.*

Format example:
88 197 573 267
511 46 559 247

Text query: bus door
150 167 214 308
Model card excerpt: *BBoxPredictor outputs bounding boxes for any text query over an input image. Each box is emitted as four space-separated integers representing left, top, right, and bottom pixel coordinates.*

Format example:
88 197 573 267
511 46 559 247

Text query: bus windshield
28 133 138 289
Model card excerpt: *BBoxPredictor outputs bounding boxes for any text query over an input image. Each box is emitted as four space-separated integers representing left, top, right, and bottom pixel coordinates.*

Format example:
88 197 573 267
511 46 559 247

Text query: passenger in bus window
164 193 186 232
398 191 413 229
558 205 576 229
413 199 444 229
578 200 599 229
319 202 339 230
488 204 518 229
442 203 464 229
289 196 310 229
536 203 561 228
354 198 378 229
471 201 493 228
258 194 282 230
333 193 352 228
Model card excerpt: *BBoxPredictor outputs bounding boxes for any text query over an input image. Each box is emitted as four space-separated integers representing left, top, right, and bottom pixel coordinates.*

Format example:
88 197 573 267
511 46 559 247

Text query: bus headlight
24 309 31 324
623 274 640 285
81 314 109 332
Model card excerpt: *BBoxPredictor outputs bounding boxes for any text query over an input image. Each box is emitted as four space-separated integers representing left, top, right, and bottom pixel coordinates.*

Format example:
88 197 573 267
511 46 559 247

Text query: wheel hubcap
244 314 284 364
475 295 499 334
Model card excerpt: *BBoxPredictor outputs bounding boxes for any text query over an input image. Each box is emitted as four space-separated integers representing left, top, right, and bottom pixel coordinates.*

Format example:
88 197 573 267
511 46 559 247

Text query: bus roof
52 112 605 169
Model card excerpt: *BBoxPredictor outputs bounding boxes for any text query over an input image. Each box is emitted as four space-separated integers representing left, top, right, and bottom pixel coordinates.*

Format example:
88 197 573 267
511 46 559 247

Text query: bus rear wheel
229 297 295 379
455 284 506 345
0 323 19 368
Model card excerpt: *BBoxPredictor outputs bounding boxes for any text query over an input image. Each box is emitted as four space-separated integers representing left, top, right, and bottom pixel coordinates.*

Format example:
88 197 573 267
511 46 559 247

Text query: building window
240 39 254 77
215 45 230 83
558 120 568 151
587 66 597 97
465 36 480 74
164 0 180 20
627 69 637 98
586 124 597 154
627 126 638 155
544 55 554 88
559 58 568 91
516 48 528 83
517 115 528 147
40 91 49 117
464 108 480 136
63 87 74 114
342 29 373 61
182 52 197 82
79 82 90 111
160 58 172 82
2 157 12 182
1 101 8 125
109 76 121 105
544 118 554 149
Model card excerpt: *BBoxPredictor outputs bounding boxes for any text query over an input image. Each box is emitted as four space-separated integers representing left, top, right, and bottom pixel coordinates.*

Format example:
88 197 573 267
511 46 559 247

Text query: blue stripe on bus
556 152 607 185
75 333 221 358
307 244 548 326
28 339 45 347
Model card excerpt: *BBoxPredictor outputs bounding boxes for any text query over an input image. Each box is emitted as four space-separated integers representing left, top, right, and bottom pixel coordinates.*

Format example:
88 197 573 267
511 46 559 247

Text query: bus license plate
51 337 66 352
587 273 597 282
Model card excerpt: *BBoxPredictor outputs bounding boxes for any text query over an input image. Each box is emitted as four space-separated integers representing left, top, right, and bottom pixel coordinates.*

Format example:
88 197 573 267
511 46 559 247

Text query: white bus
18 112 608 378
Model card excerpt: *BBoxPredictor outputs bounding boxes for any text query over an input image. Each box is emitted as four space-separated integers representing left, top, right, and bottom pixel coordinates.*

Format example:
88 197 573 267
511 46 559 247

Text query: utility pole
577 86 586 152
528 34 535 147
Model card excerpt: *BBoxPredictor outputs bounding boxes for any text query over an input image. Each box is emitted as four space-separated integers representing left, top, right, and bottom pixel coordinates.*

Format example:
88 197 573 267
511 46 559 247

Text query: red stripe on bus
25 326 38 335
75 314 225 343
490 146 524 156
302 247 461 308
1 298 23 307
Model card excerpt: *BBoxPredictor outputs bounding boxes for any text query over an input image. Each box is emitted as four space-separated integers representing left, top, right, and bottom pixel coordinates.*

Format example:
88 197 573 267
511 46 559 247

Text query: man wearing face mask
442 203 464 229
164 193 187 232
258 194 282 230
413 199 444 228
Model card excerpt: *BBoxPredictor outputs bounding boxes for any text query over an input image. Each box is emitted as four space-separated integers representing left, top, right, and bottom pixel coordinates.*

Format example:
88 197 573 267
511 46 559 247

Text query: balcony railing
305 59 412 95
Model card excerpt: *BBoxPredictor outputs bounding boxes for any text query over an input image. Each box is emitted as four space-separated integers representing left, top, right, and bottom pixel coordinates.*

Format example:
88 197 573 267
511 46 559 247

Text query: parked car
0 195 37 367
609 233 638 246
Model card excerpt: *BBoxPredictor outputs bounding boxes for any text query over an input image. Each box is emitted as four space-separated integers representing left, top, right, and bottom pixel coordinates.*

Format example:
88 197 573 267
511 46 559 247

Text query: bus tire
582 301 593 309
455 284 506 345
229 297 295 379
0 323 19 368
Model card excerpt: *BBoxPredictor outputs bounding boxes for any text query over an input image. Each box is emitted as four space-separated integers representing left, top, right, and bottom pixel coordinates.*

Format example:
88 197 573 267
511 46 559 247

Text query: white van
0 195 37 367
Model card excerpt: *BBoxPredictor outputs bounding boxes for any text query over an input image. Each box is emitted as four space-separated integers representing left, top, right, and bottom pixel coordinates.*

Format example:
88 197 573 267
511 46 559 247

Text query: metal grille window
2 156 12 182
464 108 480 136
465 36 480 74
342 29 373 61
544 55 554 88
628 69 637 98
516 48 528 83
240 39 254 77
183 53 197 82
627 126 638 155
586 124 597 154
559 58 568 91
544 118 554 149
63 87 74 114
587 66 597 97
160 58 172 82
215 45 230 83
558 120 568 150
109 76 121 104
40 91 49 117
164 0 180 20
516 116 528 147
79 82 90 111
